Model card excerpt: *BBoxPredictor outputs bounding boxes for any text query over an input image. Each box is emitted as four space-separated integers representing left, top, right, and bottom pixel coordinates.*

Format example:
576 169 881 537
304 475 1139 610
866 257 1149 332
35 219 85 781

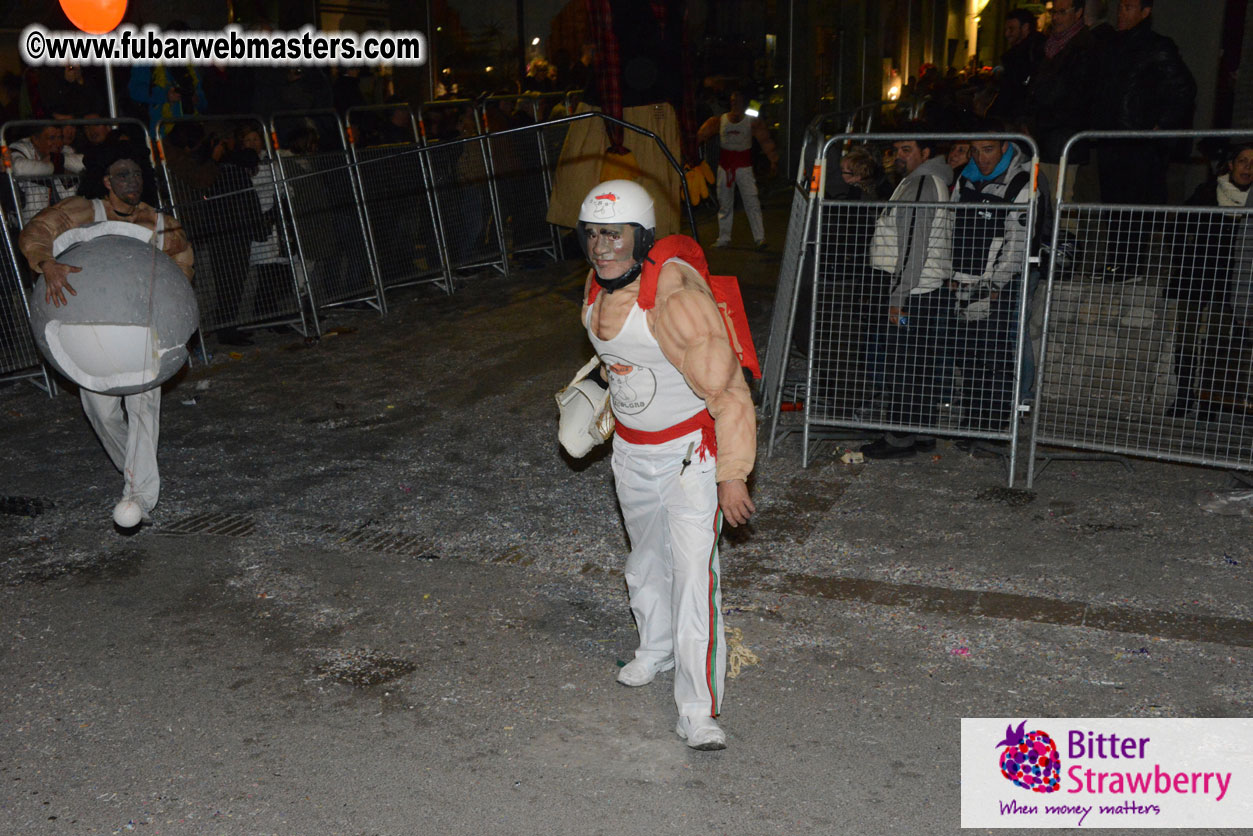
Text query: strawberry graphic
996 720 1061 793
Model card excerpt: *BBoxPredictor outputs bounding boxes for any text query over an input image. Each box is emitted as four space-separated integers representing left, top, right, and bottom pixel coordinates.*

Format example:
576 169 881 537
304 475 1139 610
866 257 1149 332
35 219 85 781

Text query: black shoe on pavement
216 327 254 346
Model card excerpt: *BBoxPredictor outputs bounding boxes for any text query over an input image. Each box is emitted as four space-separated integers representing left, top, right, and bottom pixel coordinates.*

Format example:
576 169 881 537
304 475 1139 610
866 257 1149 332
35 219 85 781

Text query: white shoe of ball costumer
616 656 675 687
112 496 148 529
676 715 727 750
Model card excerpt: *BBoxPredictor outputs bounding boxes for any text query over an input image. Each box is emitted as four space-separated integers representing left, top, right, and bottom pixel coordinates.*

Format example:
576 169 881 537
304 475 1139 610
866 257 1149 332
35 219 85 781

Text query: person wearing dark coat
992 10 1046 123
1026 0 1097 203
1165 145 1253 418
1090 0 1196 280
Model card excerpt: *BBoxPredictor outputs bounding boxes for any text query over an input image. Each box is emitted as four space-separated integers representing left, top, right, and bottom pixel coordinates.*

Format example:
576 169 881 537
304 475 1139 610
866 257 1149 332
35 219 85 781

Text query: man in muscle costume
20 141 194 529
578 179 755 750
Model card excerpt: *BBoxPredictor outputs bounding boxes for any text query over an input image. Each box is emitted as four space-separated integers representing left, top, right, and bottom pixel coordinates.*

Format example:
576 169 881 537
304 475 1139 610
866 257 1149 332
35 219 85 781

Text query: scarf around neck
1044 20 1084 60
1216 174 1253 208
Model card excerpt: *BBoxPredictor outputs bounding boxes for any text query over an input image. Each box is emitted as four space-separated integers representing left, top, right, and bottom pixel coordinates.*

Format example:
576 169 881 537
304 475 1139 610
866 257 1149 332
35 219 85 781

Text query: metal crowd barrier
760 114 827 442
418 99 510 279
156 114 312 338
0 221 49 389
766 132 1041 485
480 94 561 262
270 109 386 318
346 103 452 294
1027 129 1253 486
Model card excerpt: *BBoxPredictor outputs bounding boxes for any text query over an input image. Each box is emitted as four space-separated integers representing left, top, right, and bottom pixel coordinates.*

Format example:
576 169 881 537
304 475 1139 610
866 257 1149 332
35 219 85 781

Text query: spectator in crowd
992 9 1045 122
78 113 117 151
242 126 297 323
949 133 1037 434
18 141 193 529
697 90 779 250
204 144 270 346
1027 0 1097 206
9 124 84 226
1090 0 1196 281
333 66 367 116
947 141 972 180
802 147 894 396
1166 143 1253 418
859 132 954 459
128 57 209 136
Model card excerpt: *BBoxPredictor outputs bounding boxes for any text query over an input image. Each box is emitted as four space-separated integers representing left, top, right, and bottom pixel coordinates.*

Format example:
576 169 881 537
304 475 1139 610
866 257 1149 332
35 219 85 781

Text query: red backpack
586 235 761 379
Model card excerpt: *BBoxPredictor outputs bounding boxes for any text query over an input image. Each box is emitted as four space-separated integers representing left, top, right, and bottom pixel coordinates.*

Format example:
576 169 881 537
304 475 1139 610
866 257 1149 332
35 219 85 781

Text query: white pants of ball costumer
611 428 726 718
79 388 161 513
715 166 764 246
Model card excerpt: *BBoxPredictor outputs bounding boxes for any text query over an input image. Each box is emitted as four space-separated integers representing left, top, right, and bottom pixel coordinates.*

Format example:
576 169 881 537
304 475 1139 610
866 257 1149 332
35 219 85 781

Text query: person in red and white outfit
577 179 755 750
698 91 778 249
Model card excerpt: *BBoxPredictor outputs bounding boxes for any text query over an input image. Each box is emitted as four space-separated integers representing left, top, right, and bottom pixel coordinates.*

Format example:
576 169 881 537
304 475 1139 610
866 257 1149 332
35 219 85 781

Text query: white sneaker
112 497 150 529
676 714 727 750
712 240 731 249
616 656 674 687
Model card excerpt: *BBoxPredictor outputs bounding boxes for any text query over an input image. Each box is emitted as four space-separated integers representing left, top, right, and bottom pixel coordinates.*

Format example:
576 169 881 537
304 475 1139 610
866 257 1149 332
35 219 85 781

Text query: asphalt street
1 189 1249 835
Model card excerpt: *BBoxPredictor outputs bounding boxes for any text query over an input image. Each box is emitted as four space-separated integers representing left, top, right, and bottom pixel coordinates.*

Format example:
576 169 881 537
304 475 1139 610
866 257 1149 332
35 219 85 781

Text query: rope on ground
726 625 759 678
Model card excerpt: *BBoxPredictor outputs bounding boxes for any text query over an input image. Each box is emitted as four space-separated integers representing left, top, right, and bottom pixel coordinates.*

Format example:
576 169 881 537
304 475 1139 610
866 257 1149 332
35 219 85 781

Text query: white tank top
92 198 165 248
719 113 753 152
585 260 707 433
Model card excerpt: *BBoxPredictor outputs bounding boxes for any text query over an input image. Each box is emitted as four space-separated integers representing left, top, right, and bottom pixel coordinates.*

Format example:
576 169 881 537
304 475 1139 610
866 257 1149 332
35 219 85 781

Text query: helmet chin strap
593 260 643 293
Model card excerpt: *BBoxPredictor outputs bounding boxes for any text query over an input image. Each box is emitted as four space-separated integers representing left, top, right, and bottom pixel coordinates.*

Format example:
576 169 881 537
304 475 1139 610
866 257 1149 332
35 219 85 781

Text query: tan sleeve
160 214 195 282
18 197 95 273
697 116 720 145
652 265 756 483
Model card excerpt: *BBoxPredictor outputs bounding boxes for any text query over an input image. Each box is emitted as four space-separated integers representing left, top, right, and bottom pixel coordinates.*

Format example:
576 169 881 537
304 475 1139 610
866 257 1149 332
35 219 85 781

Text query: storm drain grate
311 524 435 558
155 512 257 538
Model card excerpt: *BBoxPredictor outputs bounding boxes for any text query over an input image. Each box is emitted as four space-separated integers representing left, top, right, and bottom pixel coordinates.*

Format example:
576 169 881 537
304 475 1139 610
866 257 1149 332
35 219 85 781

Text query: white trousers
716 165 764 245
611 428 726 718
79 388 161 512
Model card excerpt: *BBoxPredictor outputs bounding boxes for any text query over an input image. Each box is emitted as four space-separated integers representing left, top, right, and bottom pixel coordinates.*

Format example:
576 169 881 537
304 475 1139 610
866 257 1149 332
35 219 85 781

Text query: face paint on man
584 223 637 281
105 159 144 208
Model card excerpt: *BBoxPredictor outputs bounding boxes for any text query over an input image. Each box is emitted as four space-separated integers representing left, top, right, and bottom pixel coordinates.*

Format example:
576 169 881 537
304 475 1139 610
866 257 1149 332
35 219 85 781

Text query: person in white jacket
10 124 84 226
860 133 954 459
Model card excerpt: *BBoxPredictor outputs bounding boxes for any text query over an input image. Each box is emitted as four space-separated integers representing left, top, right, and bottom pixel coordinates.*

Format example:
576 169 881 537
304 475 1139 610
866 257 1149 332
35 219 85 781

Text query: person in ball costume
577 179 755 750
19 140 194 529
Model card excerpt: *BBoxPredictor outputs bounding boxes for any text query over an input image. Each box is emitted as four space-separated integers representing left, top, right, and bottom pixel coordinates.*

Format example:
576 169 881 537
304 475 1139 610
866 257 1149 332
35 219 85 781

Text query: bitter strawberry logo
996 720 1061 793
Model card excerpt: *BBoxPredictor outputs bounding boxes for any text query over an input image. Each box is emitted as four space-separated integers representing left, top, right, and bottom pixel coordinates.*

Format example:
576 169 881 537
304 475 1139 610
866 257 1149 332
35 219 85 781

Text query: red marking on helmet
593 192 618 201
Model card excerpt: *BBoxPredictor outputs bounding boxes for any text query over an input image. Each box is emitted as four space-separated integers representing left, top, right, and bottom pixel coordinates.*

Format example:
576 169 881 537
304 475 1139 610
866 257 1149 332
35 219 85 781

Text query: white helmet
578 179 655 229
577 180 657 268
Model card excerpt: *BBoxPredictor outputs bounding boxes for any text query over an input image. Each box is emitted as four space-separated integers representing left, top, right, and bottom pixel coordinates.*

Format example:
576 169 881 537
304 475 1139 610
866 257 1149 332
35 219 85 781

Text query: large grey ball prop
28 222 199 396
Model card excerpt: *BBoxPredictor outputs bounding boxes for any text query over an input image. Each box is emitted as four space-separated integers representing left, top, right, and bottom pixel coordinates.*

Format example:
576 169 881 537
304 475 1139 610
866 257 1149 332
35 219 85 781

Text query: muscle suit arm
651 264 756 486
21 197 194 281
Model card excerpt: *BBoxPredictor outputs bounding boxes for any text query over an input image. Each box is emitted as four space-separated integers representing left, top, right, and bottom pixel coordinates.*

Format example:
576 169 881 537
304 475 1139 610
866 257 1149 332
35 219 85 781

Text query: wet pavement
1 189 1250 835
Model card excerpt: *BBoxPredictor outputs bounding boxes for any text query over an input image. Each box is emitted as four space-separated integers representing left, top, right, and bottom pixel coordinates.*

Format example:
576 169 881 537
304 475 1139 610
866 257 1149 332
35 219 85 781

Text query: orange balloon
59 0 128 35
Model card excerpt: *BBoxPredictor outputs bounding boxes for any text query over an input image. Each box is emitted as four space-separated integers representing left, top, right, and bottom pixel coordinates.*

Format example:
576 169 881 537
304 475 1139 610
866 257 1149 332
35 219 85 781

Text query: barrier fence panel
419 100 509 278
1028 130 1253 485
0 220 48 387
271 110 385 316
346 103 451 294
481 94 560 261
799 133 1039 484
156 115 312 339
761 116 825 453
763 106 896 443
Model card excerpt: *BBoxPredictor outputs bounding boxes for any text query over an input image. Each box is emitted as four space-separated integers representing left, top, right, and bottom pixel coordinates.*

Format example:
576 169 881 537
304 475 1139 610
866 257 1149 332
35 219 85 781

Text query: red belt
720 149 753 186
615 410 717 462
